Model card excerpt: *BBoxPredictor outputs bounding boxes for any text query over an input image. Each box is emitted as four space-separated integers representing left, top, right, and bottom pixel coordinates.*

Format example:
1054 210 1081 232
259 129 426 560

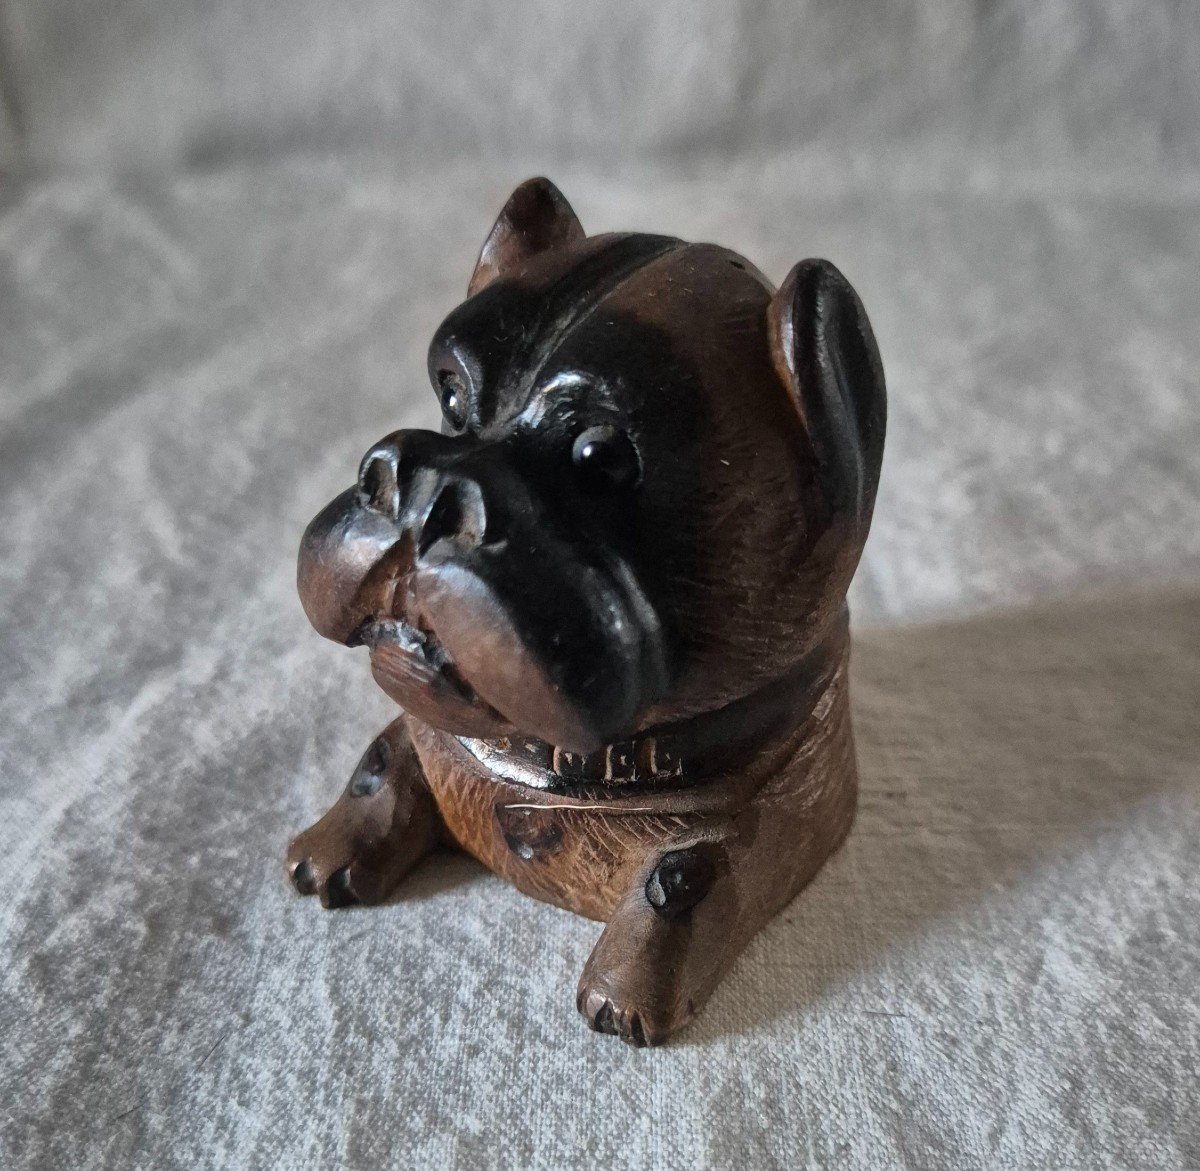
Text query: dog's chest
406 719 709 921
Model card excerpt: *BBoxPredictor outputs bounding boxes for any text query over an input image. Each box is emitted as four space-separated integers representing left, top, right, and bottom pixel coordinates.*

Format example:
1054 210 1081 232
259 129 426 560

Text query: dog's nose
417 476 488 557
357 443 402 519
357 434 489 555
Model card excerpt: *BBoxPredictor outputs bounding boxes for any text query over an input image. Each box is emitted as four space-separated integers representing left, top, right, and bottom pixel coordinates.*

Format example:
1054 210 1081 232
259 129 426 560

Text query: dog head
298 178 885 753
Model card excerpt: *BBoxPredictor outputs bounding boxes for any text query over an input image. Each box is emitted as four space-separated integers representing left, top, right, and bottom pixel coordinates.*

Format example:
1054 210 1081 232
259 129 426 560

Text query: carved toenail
323 866 359 909
592 1000 617 1035
627 1013 647 1048
291 858 317 895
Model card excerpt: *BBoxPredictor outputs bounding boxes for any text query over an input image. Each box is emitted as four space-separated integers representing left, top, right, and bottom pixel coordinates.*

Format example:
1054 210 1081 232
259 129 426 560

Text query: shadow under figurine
288 177 886 1046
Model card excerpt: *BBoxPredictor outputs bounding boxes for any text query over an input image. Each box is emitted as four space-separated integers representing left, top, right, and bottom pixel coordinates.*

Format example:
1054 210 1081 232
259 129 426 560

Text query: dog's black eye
437 371 468 432
571 425 640 491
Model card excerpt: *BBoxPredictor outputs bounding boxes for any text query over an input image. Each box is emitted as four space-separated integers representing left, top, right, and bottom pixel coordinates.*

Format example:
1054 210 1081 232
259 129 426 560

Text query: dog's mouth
299 479 669 751
348 609 514 739
351 613 472 700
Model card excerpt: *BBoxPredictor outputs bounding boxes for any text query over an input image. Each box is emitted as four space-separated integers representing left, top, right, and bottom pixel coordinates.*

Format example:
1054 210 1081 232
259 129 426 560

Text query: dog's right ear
468 177 586 296
768 258 886 533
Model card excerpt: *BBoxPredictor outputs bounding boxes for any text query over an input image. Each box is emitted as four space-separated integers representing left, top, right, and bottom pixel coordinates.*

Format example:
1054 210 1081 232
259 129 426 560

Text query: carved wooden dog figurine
288 178 886 1046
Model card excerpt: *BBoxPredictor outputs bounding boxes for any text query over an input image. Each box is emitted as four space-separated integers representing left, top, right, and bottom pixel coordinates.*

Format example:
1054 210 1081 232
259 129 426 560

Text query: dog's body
288 179 885 1045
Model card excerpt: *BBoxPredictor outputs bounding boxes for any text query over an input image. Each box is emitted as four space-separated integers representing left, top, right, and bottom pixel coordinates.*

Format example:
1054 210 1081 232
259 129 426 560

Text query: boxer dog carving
288 178 885 1046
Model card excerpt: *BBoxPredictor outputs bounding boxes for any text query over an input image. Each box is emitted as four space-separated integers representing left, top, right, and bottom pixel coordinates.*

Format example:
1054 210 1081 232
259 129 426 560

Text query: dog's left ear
469 177 586 296
769 258 887 531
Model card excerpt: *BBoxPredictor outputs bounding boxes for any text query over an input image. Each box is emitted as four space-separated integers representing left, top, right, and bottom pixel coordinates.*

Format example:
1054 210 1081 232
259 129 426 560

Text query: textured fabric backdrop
1 4 1199 1169
3 0 1200 174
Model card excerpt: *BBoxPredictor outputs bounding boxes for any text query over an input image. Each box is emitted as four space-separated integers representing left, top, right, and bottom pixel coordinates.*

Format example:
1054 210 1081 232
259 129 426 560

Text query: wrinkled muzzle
297 429 668 752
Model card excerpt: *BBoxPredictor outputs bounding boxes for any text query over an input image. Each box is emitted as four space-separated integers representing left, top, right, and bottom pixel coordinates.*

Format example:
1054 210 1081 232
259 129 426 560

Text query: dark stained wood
287 177 887 1045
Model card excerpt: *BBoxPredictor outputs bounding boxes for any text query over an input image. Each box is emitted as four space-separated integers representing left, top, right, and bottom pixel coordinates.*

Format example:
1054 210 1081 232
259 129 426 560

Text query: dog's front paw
576 920 701 1047
575 981 689 1048
287 726 438 909
286 837 367 909
575 847 727 1044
